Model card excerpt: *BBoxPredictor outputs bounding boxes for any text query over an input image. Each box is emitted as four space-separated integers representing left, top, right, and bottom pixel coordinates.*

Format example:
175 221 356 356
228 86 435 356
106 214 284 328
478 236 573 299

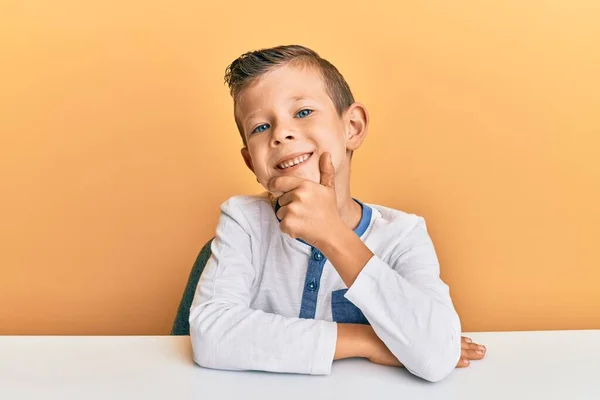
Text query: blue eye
296 109 312 118
252 124 270 134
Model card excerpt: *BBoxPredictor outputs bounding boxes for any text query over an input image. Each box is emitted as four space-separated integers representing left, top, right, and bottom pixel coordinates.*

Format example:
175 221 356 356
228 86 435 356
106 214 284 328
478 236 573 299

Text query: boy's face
236 64 351 190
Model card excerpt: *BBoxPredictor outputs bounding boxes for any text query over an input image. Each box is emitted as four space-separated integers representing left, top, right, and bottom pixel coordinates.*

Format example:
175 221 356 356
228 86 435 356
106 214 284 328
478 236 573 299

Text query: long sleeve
189 200 337 375
344 216 462 382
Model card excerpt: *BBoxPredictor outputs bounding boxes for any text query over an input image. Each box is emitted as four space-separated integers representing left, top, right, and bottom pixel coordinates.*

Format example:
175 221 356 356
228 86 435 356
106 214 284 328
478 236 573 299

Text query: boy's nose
270 129 296 146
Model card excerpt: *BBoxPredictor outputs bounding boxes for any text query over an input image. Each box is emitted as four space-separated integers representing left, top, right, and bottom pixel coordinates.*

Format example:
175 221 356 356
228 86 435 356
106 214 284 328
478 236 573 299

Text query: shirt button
307 278 318 291
313 251 323 261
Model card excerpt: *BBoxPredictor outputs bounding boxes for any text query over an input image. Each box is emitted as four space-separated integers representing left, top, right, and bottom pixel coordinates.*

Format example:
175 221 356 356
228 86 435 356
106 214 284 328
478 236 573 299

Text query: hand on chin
267 168 319 199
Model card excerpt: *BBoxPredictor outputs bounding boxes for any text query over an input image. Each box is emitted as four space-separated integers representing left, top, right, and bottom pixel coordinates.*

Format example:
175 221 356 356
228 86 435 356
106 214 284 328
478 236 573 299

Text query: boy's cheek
256 176 271 191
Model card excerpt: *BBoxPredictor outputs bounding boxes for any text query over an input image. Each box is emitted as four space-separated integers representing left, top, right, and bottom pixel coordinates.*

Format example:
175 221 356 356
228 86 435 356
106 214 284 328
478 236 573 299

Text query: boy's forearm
318 223 374 288
334 323 372 360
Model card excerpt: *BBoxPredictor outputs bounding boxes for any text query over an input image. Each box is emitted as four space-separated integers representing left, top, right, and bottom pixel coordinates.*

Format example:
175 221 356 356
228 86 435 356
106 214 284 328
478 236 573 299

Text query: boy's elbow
189 326 211 366
417 358 456 383
408 348 458 382
190 320 245 372
419 369 451 383
191 340 225 371
418 331 461 382
189 317 218 369
188 304 235 371
403 320 461 382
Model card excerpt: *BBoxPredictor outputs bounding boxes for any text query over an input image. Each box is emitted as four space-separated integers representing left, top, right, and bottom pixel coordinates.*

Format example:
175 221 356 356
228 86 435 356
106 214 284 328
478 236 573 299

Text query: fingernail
476 350 484 355
465 338 472 343
464 359 469 365
479 345 486 351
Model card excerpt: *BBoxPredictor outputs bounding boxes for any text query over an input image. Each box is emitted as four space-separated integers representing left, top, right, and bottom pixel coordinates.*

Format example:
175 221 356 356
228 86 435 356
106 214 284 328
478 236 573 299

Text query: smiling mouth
276 152 313 170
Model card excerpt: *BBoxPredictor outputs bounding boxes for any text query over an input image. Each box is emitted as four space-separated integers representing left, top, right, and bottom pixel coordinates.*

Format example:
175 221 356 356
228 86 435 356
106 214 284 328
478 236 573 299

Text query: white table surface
1 330 599 400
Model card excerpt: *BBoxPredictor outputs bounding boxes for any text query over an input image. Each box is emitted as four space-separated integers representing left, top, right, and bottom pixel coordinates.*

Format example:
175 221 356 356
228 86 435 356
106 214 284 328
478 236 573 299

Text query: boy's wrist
316 219 352 255
318 222 374 287
334 323 374 360
357 325 377 359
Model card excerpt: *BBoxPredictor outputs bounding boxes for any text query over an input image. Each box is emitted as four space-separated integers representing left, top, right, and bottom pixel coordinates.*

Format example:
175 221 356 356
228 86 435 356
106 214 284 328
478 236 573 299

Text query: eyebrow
291 95 310 102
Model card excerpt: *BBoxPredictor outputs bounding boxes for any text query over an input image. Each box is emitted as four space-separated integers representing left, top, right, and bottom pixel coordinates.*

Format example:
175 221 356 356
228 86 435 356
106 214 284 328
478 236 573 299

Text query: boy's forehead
235 64 329 117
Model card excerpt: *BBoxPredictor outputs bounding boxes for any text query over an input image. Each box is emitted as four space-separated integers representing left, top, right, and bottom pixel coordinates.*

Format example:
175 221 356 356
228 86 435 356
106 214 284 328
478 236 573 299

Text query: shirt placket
298 247 327 319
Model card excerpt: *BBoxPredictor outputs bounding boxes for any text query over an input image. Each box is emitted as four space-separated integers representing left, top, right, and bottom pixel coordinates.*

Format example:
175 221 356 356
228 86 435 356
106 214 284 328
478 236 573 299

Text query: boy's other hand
268 152 342 246
456 336 487 367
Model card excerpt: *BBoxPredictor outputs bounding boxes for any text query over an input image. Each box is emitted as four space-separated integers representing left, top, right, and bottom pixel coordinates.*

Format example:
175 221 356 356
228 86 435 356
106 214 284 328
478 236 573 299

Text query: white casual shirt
189 192 462 382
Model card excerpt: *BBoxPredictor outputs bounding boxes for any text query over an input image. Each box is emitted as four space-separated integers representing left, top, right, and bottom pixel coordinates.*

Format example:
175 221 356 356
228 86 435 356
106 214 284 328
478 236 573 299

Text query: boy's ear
241 147 255 173
344 102 369 152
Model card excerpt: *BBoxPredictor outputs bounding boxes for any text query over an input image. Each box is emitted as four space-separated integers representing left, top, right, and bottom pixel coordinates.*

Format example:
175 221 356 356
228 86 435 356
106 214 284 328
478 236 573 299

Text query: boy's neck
334 157 363 232
336 189 363 232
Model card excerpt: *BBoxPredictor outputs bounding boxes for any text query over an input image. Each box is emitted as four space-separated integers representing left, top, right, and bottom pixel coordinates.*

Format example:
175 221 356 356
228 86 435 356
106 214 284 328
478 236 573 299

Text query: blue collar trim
353 199 372 238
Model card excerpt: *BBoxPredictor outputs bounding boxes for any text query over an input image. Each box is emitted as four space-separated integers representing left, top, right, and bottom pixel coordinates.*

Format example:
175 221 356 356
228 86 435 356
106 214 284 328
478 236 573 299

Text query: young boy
189 45 486 382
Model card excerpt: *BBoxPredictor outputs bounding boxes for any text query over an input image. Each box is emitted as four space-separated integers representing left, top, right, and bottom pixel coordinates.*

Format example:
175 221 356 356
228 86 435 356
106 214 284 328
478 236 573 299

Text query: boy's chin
261 169 319 194
272 167 318 182
287 169 320 184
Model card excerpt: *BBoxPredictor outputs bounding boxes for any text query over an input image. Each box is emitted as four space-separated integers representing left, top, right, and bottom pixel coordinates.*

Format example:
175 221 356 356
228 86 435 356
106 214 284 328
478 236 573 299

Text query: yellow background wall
1 1 598 335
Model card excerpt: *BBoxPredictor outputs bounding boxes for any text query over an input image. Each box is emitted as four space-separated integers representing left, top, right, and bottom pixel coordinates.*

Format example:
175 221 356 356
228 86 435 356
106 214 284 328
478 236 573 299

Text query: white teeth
278 153 310 169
